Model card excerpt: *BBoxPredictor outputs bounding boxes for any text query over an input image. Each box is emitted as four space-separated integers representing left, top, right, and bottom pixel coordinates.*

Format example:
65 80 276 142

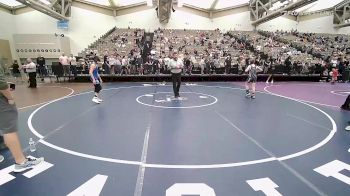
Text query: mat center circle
136 92 218 109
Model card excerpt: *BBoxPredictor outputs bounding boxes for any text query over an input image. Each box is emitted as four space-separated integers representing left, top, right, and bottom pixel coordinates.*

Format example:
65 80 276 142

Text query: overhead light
147 0 152 6
178 0 183 7
177 0 184 7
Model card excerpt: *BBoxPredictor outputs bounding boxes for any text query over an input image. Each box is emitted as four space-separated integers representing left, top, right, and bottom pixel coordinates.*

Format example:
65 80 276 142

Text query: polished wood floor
12 82 91 110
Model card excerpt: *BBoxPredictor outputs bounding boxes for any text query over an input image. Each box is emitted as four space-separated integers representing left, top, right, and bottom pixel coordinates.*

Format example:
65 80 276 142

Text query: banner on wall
57 20 69 29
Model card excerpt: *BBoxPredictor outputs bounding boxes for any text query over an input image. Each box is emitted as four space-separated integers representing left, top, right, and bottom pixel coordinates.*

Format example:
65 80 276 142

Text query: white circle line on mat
28 85 336 169
136 92 218 109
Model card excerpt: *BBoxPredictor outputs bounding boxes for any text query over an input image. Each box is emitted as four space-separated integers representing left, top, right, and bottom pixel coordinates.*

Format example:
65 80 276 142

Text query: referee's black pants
225 65 231 74
28 72 37 88
342 95 350 110
172 73 181 97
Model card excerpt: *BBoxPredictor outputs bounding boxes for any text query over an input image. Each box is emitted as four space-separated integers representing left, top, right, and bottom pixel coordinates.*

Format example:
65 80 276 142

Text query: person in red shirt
331 67 338 84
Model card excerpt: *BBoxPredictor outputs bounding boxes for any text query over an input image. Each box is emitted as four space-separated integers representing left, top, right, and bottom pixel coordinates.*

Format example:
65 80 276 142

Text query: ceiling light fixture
147 0 152 6
178 0 183 7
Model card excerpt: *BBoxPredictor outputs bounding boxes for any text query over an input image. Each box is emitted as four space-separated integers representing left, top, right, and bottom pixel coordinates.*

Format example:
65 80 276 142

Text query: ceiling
0 0 342 12
0 0 250 9
81 0 250 9
295 0 344 13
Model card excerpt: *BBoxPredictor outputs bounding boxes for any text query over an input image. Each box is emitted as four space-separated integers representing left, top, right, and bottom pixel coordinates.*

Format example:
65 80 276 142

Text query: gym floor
0 82 349 196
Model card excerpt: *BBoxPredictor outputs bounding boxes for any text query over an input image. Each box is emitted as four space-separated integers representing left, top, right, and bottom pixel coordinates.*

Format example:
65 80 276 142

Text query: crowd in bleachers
258 30 350 77
71 27 350 80
5 27 350 85
149 28 255 75
78 28 145 75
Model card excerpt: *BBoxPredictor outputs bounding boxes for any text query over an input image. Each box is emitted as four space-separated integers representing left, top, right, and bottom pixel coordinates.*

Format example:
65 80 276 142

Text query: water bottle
29 138 36 152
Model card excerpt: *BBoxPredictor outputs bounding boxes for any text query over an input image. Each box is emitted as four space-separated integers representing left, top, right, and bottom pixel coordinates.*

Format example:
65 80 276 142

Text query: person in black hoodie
285 56 292 75
12 60 21 83
103 54 110 74
36 55 46 81
152 57 159 75
224 55 232 74
265 58 274 84
184 56 192 75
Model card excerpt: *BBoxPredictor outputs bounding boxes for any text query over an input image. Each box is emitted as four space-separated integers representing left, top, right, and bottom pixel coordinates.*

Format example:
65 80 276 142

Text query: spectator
0 64 44 170
12 60 21 83
224 55 232 74
24 58 37 88
36 54 46 82
200 56 205 75
69 54 78 78
59 53 70 76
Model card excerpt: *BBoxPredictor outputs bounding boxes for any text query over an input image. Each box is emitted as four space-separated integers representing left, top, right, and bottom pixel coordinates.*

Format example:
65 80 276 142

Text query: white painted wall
14 7 117 56
297 15 350 34
69 7 117 55
0 10 16 61
257 16 298 32
116 9 214 31
165 10 214 30
0 10 14 40
213 11 254 31
116 9 254 32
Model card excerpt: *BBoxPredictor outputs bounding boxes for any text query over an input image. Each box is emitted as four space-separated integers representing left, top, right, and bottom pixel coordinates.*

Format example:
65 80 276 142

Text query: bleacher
61 28 349 82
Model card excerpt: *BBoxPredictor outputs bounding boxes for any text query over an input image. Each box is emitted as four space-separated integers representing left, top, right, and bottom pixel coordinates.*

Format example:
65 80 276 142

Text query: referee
341 94 350 111
169 52 184 98
24 58 37 88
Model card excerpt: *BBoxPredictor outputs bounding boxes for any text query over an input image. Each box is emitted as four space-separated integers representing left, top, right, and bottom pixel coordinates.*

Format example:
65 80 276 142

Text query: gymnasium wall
1 3 350 60
100 7 254 32
0 8 16 64
13 6 116 57
256 16 298 32
7 5 256 56
297 14 350 34
0 9 14 40
11 7 219 56
0 39 13 68
113 8 214 31
212 7 254 32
